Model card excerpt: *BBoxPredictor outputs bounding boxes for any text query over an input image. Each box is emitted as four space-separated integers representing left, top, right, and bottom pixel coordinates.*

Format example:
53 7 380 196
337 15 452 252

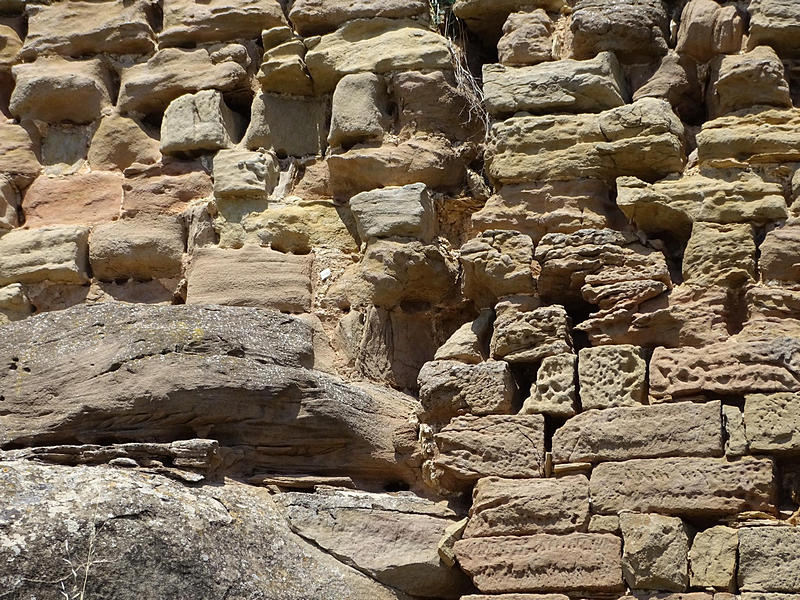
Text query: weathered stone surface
275 488 469 598
305 19 451 93
349 183 435 242
21 0 155 59
617 173 787 240
0 303 422 484
676 0 744 62
464 475 590 537
760 225 800 283
117 47 248 116
0 282 31 324
244 92 328 157
697 109 800 167
689 526 738 591
433 414 546 489
707 46 791 118
434 310 493 364
472 179 615 244
0 462 413 600
488 99 685 184
620 513 690 592
462 596 569 600
161 90 242 155
747 0 800 56
490 304 572 363
186 245 312 313
577 345 647 410
723 404 748 457
289 0 429 36
121 162 213 217
212 149 279 200
633 51 703 123
10 57 113 124
0 177 19 230
0 226 89 286
739 527 800 592
460 230 535 307
453 0 564 42
89 215 184 281
0 22 21 68
328 72 389 148
649 337 800 401
454 533 623 594
22 172 123 228
483 52 626 116
590 456 777 517
589 515 620 534
683 223 756 288
328 135 465 197
521 353 576 418
744 393 800 454
497 10 553 66
552 401 723 464
160 0 285 46
569 0 669 61
0 123 40 186
258 29 314 96
88 114 161 171
418 359 515 425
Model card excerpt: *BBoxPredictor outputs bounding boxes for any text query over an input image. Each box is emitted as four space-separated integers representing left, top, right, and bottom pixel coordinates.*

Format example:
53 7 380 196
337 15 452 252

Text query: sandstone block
159 0 285 47
0 123 40 187
305 18 451 94
90 215 185 281
161 90 242 155
0 177 19 231
433 414 546 489
212 149 279 200
434 310 493 364
10 57 112 124
590 456 776 517
589 515 620 534
620 513 689 592
708 46 791 118
453 0 564 43
186 245 312 313
289 0 429 36
497 10 553 66
552 400 723 464
328 73 389 148
0 283 31 324
243 92 327 157
649 338 800 401
632 51 703 123
460 230 536 307
483 52 626 116
569 0 669 61
22 172 123 228
21 0 155 59
747 0 800 56
328 135 465 197
490 304 572 363
418 359 515 425
760 225 800 283
521 353 576 418
683 222 755 288
275 488 469 598
462 596 568 600
464 475 590 537
676 0 744 62
471 179 615 244
0 226 89 285
122 162 213 217
744 393 800 454
88 114 161 171
454 533 623 594
258 30 314 96
723 405 748 457
689 526 738 591
578 345 646 410
349 183 435 243
739 527 800 592
617 173 787 240
117 47 248 116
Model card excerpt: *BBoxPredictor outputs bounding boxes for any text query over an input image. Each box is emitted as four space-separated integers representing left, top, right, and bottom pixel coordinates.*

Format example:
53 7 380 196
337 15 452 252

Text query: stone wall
2 0 800 598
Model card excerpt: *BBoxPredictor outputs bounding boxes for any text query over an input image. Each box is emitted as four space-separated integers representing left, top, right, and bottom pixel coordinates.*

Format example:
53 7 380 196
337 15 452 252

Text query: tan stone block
454 533 623 594
683 222 755 288
160 0 285 46
590 456 776 517
0 226 89 285
161 90 242 155
578 345 647 410
289 0 428 36
23 172 123 228
620 513 690 592
739 526 800 593
490 304 572 363
760 225 800 284
433 310 492 364
464 475 590 537
243 92 328 158
676 0 743 62
689 526 738 591
88 114 161 171
121 162 213 217
497 9 553 66
744 392 800 454
521 353 576 418
552 400 723 464
460 230 536 307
